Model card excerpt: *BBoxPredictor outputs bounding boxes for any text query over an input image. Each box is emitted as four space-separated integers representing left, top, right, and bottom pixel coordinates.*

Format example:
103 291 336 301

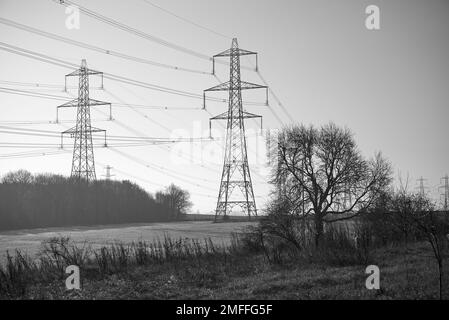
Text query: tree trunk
438 259 443 300
314 213 324 247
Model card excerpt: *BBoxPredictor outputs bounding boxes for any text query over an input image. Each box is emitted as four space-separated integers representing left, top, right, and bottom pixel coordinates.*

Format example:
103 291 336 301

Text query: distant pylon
277 134 287 200
204 38 268 220
342 183 352 210
440 174 449 211
102 165 115 180
58 59 111 182
416 176 427 197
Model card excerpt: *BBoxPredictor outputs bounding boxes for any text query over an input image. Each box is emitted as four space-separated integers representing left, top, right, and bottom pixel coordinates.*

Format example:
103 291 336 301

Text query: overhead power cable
0 42 263 105
109 147 216 191
0 126 213 143
104 162 216 198
0 79 101 90
52 0 211 61
0 86 68 101
0 149 70 159
140 0 230 39
109 147 216 184
51 1 254 71
0 17 210 75
0 85 204 111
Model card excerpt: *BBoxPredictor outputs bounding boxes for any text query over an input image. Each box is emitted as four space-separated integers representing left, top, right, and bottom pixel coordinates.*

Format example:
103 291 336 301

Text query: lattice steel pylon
417 176 427 197
204 38 268 221
102 165 115 180
58 59 111 182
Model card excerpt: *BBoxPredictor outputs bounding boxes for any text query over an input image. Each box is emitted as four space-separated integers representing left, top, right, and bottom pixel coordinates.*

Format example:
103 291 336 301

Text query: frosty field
0 221 255 262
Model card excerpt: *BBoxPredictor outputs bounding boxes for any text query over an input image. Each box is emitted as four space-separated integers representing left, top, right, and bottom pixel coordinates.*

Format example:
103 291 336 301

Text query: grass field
1 220 447 299
0 221 256 263
10 240 448 300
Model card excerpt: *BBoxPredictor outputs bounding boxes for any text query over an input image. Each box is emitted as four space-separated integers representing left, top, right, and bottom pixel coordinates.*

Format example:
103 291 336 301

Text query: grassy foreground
2 236 447 300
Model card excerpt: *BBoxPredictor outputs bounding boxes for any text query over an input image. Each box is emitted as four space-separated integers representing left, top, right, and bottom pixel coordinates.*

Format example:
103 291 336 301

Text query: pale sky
0 0 448 213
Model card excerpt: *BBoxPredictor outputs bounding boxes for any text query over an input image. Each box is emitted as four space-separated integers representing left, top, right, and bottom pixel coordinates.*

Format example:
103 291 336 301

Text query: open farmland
0 220 256 263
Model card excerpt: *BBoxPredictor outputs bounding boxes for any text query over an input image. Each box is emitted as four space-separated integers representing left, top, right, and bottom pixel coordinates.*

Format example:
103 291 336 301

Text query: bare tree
156 184 192 220
1 169 34 184
273 123 392 246
387 186 449 300
413 208 448 300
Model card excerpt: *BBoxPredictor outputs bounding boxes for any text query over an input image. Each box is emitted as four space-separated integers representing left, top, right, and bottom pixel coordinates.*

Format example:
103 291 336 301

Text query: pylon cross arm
213 48 257 58
204 80 266 92
62 127 77 135
65 68 102 78
61 127 105 135
210 111 229 120
57 98 112 122
209 110 262 136
241 111 262 119
57 99 78 108
209 110 261 122
88 99 111 107
90 127 107 133
209 111 261 120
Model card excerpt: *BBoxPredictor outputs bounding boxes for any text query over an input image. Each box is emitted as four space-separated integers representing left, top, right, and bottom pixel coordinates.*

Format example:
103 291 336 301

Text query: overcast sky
0 0 448 213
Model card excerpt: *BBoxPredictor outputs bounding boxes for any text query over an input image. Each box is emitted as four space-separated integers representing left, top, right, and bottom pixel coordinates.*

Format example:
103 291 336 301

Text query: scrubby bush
0 235 252 298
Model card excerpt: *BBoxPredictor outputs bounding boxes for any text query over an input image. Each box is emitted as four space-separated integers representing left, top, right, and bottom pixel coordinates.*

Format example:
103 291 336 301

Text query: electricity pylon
342 183 352 210
416 176 427 197
58 59 111 182
102 165 115 180
204 38 268 220
277 135 287 201
440 174 449 211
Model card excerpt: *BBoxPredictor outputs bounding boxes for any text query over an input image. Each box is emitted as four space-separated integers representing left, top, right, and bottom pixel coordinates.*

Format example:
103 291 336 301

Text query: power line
0 129 214 152
256 69 293 123
0 49 269 185
86 90 226 171
0 119 110 125
0 126 213 143
51 1 256 71
0 42 264 105
0 147 218 199
140 0 230 39
0 42 203 99
109 147 216 191
0 86 68 101
1 79 262 110
0 79 100 90
105 163 216 198
0 149 71 159
52 0 212 61
0 17 211 75
0 83 205 111
244 57 293 124
109 147 216 184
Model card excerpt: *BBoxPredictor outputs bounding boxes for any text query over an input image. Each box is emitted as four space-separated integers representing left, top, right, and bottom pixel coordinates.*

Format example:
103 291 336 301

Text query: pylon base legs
214 201 257 221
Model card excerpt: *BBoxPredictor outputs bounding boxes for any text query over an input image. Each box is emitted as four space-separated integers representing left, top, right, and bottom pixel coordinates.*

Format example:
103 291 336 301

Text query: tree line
0 170 192 231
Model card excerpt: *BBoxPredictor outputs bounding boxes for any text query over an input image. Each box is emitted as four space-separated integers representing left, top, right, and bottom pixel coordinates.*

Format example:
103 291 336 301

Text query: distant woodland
0 170 192 231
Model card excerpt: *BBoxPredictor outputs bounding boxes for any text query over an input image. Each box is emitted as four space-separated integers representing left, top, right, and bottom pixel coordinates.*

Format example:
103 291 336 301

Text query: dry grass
1 235 447 300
